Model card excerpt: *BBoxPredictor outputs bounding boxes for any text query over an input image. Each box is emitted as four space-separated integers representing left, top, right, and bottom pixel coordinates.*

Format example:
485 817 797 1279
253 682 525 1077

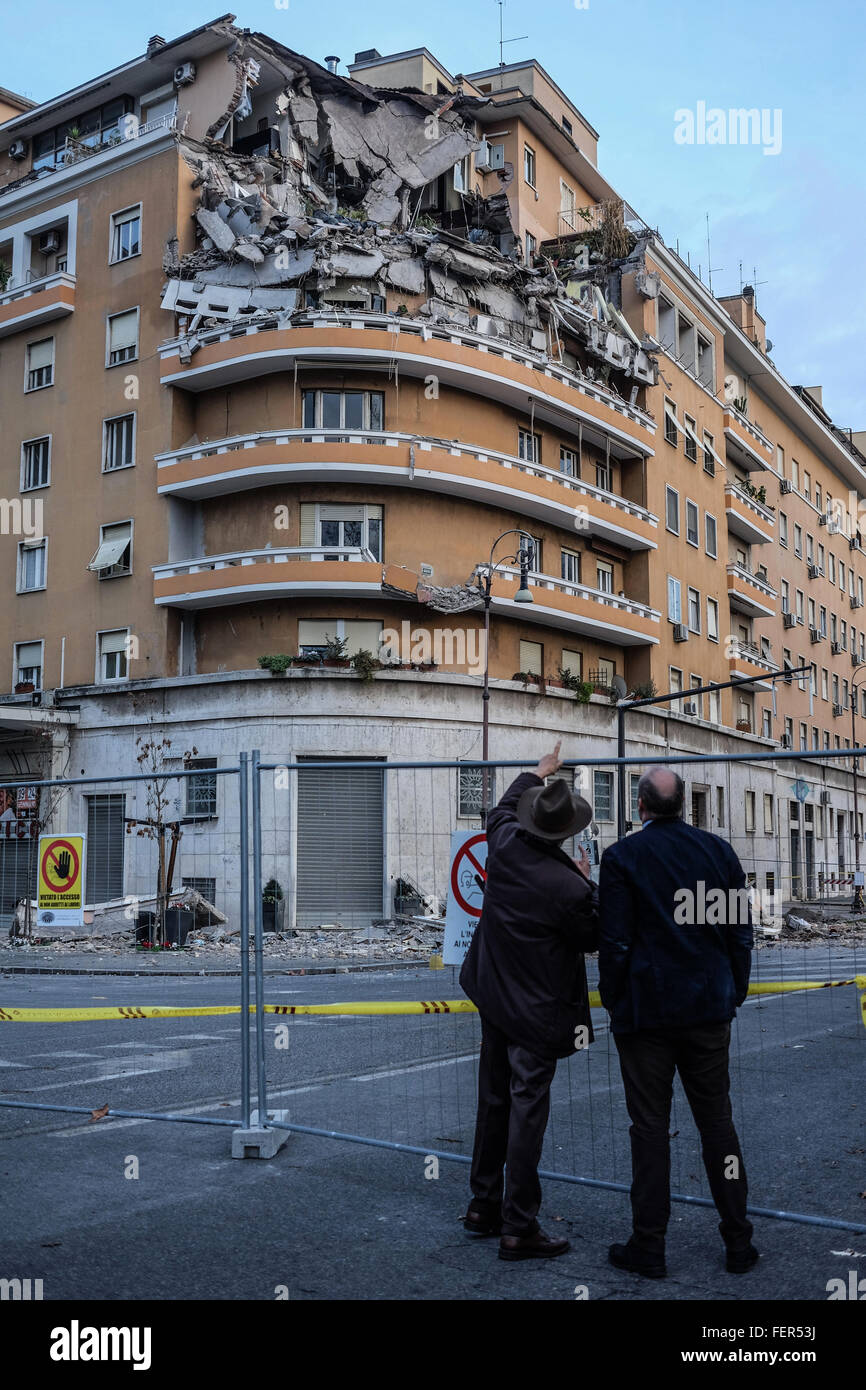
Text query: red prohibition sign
450 833 488 918
40 839 80 893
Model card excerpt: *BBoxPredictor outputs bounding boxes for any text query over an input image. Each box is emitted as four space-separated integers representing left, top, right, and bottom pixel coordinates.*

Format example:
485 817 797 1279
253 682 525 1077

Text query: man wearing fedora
460 741 597 1260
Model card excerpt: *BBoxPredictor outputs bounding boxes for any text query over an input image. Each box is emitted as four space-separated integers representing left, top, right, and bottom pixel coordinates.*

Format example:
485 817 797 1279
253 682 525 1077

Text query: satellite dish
611 675 629 699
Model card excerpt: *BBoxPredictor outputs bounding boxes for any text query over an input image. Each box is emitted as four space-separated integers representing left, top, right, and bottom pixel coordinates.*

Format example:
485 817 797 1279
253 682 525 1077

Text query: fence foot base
231 1126 288 1160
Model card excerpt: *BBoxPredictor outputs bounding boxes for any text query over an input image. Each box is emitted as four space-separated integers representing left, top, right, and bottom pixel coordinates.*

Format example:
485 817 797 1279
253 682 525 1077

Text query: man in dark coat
459 741 598 1261
598 766 756 1279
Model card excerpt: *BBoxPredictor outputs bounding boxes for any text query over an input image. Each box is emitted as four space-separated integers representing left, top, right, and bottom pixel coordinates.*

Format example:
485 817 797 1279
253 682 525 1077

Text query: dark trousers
469 1015 558 1236
614 1022 753 1256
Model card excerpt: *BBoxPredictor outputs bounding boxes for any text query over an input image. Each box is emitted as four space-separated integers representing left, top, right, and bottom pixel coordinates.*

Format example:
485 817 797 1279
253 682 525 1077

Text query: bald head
637 767 684 821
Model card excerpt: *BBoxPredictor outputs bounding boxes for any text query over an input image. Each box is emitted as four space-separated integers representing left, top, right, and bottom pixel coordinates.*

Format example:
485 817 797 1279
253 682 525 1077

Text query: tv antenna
705 213 723 294
497 1 528 70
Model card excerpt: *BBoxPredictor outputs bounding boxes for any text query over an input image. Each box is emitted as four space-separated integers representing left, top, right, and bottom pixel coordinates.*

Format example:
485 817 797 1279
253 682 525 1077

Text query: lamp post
477 529 534 826
615 665 813 840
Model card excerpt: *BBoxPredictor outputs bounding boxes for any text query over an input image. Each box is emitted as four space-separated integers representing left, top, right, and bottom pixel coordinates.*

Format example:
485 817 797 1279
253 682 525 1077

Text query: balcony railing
729 639 778 672
155 427 659 531
723 406 773 455
0 269 76 307
726 562 777 599
499 565 660 623
159 310 656 435
0 114 176 202
153 545 375 581
725 480 774 522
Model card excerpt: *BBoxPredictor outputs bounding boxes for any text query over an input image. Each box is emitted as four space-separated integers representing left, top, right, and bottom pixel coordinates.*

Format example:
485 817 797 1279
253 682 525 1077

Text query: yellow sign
37 834 85 927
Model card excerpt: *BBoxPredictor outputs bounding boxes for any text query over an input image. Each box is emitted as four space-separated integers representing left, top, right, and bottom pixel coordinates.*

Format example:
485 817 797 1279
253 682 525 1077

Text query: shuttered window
107 310 138 365
86 794 125 903
296 758 384 927
0 838 39 928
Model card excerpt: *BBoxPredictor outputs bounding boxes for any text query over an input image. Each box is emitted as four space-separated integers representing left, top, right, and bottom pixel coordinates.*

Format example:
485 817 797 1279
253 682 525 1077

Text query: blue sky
7 0 864 427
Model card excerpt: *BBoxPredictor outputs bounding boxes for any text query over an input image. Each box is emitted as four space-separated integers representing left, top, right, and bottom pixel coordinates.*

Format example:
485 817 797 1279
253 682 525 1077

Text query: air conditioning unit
38 229 61 254
474 139 492 173
9 137 27 160
174 61 197 86
850 533 862 550
795 614 805 625
853 651 861 667
783 611 796 629
821 790 832 805
780 479 793 494
673 623 689 642
681 700 696 715
810 627 821 644
833 703 844 716
827 519 841 535
818 511 827 526
780 733 792 748
807 563 822 579
831 641 842 655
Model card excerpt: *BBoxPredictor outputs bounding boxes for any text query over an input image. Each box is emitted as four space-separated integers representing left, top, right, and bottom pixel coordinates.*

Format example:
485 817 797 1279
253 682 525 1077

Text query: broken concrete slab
196 207 237 253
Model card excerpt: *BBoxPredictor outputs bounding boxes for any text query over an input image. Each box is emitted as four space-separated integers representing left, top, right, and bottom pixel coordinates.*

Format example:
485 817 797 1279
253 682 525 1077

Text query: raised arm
486 742 563 848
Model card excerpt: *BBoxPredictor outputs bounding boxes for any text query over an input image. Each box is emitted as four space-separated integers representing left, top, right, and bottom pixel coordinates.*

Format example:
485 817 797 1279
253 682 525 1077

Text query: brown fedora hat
516 778 593 841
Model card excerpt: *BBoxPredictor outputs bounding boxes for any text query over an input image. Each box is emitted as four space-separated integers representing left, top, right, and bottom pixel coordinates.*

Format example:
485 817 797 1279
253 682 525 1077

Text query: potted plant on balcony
257 654 292 676
351 648 381 683
14 682 35 694
322 635 351 668
736 719 752 733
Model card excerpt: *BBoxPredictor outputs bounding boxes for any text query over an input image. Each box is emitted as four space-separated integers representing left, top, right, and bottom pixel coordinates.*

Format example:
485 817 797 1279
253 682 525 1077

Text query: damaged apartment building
1 15 865 928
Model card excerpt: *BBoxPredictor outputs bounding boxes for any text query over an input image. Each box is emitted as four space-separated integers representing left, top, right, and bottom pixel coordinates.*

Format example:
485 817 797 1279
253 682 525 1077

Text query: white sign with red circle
37 834 86 927
443 830 488 966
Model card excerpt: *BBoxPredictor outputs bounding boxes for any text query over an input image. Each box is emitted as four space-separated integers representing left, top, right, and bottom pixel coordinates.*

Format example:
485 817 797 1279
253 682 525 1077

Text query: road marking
0 1058 25 1068
354 1053 477 1082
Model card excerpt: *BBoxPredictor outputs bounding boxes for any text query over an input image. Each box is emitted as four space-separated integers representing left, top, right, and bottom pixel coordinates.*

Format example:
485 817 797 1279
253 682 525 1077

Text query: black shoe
727 1244 760 1273
463 1205 502 1237
608 1241 667 1279
499 1228 570 1261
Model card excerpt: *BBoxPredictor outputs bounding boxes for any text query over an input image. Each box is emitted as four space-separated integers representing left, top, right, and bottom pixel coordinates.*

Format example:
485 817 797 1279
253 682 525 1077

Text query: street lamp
477 529 534 825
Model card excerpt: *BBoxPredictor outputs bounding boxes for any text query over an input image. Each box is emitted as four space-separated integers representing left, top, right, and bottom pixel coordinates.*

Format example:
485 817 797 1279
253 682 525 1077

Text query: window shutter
298 619 334 647
319 504 365 522
16 642 42 667
299 504 317 547
100 629 128 654
28 339 53 368
343 620 382 653
109 311 137 352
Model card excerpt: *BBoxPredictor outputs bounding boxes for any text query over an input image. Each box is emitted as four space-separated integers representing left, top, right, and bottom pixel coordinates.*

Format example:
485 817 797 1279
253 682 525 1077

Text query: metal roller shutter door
296 759 384 927
86 794 126 904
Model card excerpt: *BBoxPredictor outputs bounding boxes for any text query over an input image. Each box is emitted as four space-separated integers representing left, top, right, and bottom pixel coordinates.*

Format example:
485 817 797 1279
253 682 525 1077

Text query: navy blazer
598 817 753 1034
460 772 599 1059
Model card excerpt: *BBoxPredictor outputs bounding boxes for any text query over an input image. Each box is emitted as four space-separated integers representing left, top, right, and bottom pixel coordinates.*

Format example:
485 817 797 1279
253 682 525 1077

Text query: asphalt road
0 948 864 1301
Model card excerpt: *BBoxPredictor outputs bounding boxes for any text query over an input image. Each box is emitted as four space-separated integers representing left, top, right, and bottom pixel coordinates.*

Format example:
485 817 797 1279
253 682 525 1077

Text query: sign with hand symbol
37 835 86 927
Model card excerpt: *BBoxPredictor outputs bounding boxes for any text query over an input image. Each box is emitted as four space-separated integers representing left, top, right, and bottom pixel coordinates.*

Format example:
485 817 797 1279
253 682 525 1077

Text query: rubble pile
160 33 658 387
754 909 866 950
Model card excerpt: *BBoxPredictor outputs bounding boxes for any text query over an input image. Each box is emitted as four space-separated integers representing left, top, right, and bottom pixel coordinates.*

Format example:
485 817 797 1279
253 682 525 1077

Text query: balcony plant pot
322 658 351 668
736 720 752 732
257 654 291 676
14 682 34 694
291 656 319 668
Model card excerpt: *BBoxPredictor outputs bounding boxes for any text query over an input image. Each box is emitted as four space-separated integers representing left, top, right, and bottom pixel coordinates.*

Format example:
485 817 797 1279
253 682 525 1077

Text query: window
302 389 384 435
525 231 537 264
32 96 133 171
705 513 717 557
687 587 701 633
658 297 676 351
519 639 543 676
815 482 822 512
776 444 785 476
808 598 816 627
98 629 129 682
452 155 470 192
781 579 790 613
668 576 682 624
89 521 132 579
716 786 725 827
689 674 703 717
791 457 799 490
596 559 613 593
17 540 46 593
561 648 581 680
696 334 714 389
21 436 51 490
779 512 788 547
561 549 581 584
559 445 578 476
458 765 495 818
803 470 811 503
806 534 814 564
106 309 138 366
561 115 573 136
702 431 716 475
707 596 719 641
518 428 540 463
103 413 135 471
14 640 43 690
799 721 808 750
795 589 804 621
25 338 54 391
762 708 772 737
684 414 698 462
664 398 678 447
763 794 774 834
630 773 641 826
595 460 611 491
745 790 756 832
523 144 536 186
820 606 827 636
665 486 679 534
686 500 699 547
593 770 614 822
669 666 683 694
185 758 217 818
560 180 576 230
821 668 829 700
300 503 382 561
794 524 802 558
110 205 141 262
298 619 383 657
829 553 836 583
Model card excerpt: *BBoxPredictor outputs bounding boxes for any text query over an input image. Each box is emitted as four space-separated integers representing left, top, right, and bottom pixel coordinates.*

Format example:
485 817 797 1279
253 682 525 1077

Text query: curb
0 958 444 979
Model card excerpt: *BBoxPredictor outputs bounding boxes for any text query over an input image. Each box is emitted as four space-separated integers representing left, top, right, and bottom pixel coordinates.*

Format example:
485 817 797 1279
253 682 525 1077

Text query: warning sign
443 830 487 966
37 835 86 928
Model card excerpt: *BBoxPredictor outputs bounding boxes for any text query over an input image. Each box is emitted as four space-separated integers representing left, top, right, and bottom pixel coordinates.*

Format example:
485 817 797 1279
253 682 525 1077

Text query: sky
6 0 864 427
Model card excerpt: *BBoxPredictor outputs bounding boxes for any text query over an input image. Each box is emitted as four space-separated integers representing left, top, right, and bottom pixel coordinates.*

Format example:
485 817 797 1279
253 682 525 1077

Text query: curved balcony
726 562 777 617
0 271 75 339
723 408 774 471
159 312 656 458
156 429 659 552
728 639 779 690
724 481 775 545
495 565 660 646
153 545 380 610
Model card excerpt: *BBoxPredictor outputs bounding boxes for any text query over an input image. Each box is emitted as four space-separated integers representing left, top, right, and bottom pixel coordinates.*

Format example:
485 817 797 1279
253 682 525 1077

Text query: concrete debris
158 31 660 389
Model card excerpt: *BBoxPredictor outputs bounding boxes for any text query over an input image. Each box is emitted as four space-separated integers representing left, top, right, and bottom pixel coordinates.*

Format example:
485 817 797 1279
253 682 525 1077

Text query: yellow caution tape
2 978 865 1023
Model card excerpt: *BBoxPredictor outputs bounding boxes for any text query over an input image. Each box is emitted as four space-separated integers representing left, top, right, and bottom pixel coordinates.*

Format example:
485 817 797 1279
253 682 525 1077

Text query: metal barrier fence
2 748 865 1236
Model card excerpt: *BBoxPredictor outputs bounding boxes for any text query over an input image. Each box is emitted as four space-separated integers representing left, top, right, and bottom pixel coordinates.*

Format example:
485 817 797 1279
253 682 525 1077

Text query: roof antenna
705 212 723 294
497 0 528 75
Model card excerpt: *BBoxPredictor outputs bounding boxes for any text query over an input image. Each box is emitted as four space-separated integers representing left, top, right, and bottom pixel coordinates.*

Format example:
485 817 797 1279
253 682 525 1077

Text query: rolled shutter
296 759 384 927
